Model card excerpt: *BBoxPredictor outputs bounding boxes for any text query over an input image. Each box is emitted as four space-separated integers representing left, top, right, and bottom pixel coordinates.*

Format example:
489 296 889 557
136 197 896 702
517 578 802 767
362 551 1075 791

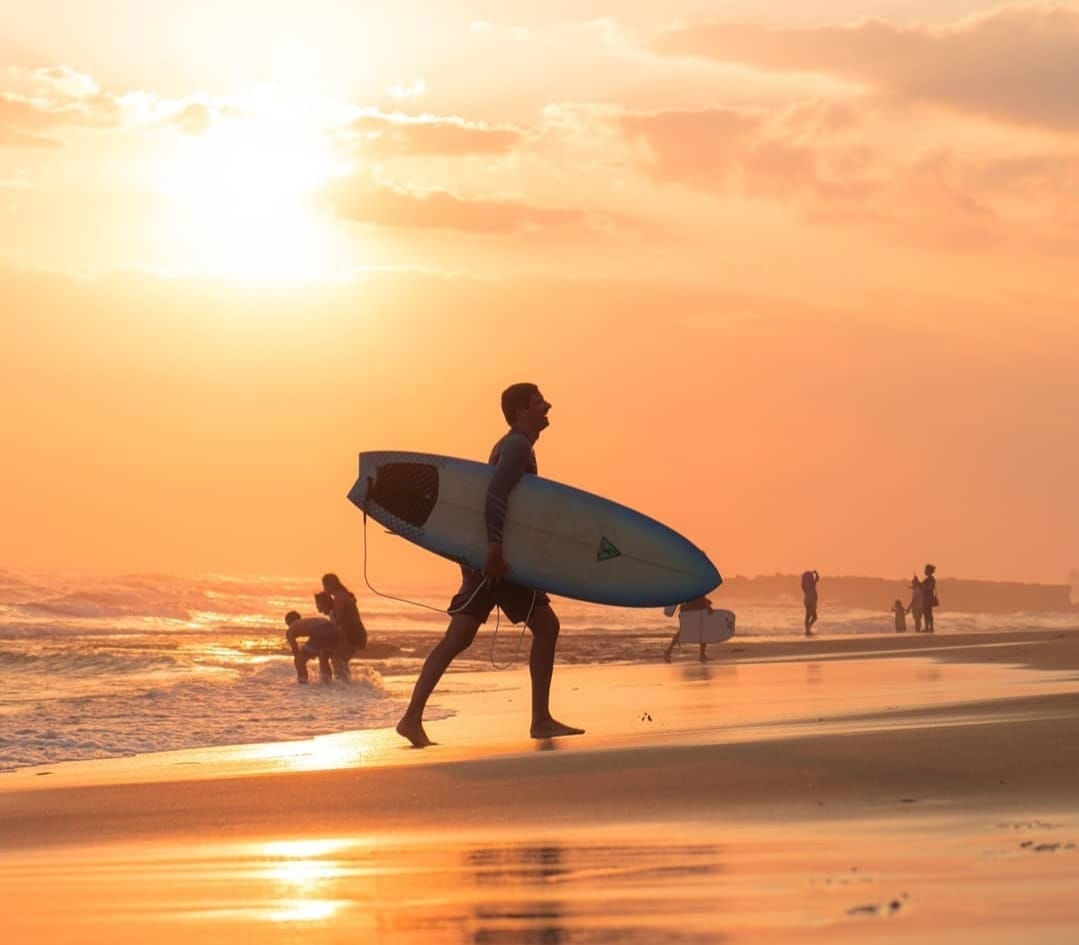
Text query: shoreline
4 628 1079 943
3 629 1078 842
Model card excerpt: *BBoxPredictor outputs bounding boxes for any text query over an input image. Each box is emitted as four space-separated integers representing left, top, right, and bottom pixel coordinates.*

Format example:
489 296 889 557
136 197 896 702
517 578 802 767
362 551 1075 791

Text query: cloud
654 3 1079 131
34 65 100 99
340 109 522 158
325 172 590 234
0 65 246 147
621 105 871 201
385 78 426 101
619 102 1079 251
167 102 214 135
0 66 125 146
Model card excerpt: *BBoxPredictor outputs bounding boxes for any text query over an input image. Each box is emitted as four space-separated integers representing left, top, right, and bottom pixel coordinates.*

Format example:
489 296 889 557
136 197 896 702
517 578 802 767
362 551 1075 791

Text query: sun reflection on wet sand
6 818 1079 944
243 732 382 772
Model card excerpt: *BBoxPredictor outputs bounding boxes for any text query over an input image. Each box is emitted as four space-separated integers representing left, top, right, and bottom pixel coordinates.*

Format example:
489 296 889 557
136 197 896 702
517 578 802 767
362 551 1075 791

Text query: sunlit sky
2 1 1077 589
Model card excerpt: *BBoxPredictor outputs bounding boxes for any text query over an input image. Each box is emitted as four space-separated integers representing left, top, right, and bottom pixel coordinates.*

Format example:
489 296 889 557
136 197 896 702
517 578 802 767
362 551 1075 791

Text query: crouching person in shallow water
284 610 340 683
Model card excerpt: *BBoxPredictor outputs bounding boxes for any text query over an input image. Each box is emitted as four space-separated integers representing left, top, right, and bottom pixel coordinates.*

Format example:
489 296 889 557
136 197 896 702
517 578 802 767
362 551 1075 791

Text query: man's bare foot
663 650 672 663
396 716 433 748
530 718 585 739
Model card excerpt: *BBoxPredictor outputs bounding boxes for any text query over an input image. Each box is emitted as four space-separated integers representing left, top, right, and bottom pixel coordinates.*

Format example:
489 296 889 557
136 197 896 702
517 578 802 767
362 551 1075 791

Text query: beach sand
3 629 1079 943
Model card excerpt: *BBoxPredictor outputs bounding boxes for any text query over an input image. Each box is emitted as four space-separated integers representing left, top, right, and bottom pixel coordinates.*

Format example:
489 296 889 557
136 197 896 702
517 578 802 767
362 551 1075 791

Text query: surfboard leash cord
358 506 530 670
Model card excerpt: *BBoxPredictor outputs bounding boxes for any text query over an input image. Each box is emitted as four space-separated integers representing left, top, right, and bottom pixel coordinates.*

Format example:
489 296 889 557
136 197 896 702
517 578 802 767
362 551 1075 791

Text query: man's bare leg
526 605 584 739
396 613 481 747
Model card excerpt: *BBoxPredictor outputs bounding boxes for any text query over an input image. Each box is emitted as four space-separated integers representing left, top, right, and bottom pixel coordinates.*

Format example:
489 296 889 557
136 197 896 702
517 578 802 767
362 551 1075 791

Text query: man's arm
285 626 301 657
483 434 533 579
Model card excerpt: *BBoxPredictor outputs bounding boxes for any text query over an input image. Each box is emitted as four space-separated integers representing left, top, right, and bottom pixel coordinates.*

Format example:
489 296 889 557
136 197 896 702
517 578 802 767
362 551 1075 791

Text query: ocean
1 569 1073 773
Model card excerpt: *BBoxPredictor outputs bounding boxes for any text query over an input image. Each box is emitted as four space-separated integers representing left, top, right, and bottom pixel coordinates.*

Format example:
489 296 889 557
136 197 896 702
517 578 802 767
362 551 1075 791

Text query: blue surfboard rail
349 450 721 608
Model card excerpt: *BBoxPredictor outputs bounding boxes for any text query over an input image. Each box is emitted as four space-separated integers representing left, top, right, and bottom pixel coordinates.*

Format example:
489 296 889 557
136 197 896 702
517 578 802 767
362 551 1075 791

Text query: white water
1 569 1073 772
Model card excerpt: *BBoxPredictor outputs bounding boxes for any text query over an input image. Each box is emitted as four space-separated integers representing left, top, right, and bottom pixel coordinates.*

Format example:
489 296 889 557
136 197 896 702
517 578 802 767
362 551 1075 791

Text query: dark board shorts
449 568 550 624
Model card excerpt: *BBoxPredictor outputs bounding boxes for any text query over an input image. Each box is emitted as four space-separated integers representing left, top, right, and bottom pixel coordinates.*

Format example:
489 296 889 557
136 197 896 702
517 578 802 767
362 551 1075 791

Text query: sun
156 95 351 280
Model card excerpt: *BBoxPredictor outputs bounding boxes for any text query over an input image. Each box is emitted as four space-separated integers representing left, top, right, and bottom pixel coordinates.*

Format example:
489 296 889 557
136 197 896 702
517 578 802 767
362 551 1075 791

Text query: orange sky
2 2 1077 589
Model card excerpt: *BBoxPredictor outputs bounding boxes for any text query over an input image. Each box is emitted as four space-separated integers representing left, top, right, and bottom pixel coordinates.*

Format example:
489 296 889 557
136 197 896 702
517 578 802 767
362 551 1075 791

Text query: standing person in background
921 564 938 633
801 570 820 635
662 595 714 663
321 573 367 682
908 576 925 632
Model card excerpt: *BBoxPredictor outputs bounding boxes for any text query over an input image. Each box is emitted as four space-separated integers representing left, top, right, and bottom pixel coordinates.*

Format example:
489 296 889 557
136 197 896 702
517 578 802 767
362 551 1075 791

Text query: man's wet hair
501 382 540 424
284 610 301 625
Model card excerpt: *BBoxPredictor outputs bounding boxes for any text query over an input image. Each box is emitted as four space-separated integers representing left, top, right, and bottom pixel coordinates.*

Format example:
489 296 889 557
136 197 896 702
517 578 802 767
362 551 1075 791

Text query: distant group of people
893 564 939 633
284 573 368 683
802 565 941 635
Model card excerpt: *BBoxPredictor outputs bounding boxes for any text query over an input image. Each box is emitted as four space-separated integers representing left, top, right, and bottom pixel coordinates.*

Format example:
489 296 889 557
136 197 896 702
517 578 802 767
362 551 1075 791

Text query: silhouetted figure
921 564 938 632
801 570 820 635
908 576 925 632
321 573 366 682
284 610 339 683
663 595 714 662
396 383 584 748
893 599 907 633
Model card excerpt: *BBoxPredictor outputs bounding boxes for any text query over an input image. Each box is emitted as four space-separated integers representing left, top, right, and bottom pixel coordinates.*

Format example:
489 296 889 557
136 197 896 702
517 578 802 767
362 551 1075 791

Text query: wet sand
2 628 1078 943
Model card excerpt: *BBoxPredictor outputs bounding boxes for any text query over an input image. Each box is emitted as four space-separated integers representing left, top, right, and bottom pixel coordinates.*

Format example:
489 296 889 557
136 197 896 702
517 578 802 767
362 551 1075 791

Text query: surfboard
347 450 721 608
676 608 736 645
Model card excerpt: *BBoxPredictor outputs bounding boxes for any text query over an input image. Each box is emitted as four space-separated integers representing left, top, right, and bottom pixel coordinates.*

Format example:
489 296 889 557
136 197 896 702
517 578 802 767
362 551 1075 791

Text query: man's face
524 391 551 431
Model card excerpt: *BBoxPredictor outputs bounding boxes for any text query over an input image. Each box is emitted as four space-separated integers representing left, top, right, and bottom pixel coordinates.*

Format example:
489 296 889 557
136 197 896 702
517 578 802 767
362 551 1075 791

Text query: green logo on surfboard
596 537 621 561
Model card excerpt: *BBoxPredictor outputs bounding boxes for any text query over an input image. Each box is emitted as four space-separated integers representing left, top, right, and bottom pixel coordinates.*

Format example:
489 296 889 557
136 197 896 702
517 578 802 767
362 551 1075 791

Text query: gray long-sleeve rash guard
484 430 537 544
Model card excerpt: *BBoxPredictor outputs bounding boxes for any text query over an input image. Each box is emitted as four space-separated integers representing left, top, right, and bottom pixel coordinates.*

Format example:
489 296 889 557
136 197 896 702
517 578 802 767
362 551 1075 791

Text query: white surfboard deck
676 608 736 645
348 450 721 608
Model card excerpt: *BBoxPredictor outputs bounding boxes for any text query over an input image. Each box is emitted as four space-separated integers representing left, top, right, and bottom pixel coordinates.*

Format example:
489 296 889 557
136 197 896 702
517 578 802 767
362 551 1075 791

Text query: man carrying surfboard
395 383 585 748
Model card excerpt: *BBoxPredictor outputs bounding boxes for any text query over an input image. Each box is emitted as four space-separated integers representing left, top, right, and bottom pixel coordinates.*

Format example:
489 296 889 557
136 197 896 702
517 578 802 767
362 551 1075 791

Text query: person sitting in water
284 610 340 684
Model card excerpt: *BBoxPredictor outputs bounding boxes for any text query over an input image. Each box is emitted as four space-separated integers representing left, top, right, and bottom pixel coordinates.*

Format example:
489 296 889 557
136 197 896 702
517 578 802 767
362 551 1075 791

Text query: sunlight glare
259 838 352 924
157 95 346 280
248 733 373 772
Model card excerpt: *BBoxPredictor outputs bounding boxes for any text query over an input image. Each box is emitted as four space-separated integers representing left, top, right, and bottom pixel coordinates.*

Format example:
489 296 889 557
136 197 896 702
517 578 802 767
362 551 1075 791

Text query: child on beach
893 599 907 633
